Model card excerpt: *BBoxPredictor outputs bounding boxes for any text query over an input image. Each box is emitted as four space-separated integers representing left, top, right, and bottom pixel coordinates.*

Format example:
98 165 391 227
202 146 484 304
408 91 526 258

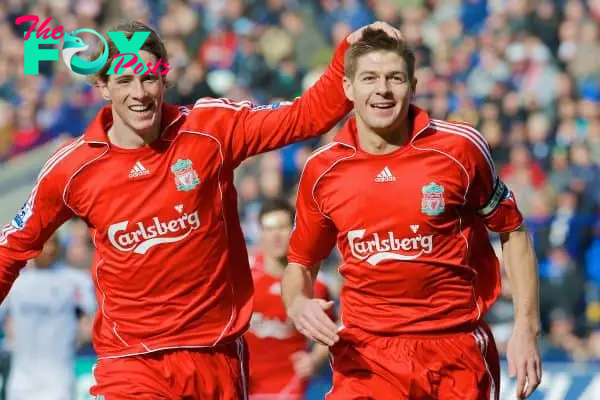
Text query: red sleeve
0 155 74 301
461 124 523 232
192 39 351 167
288 162 338 271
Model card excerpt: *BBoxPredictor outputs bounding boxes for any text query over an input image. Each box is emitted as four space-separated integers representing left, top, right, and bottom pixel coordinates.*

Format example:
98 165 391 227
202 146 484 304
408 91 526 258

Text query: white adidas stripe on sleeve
431 120 495 183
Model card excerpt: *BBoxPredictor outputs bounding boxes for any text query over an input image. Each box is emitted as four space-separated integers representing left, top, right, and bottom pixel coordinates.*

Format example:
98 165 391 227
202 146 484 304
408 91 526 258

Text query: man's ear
343 76 354 102
410 78 418 100
162 75 169 89
97 80 111 102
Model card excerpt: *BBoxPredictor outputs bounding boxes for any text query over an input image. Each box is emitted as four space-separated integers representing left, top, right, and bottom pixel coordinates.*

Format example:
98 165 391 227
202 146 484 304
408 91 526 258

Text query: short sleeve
288 164 338 270
462 124 523 232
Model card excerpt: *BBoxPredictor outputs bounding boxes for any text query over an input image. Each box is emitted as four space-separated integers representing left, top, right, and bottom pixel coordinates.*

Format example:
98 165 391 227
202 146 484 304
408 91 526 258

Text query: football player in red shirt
0 20 403 399
246 199 334 399
282 28 542 400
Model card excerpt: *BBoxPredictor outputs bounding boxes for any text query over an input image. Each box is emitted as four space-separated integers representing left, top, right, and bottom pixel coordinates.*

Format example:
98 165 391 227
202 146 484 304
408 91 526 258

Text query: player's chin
368 116 398 131
368 109 399 124
129 118 158 136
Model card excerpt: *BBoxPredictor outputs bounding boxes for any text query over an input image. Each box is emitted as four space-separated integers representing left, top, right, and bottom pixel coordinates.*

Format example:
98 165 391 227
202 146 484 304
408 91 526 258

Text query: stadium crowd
1 0 600 384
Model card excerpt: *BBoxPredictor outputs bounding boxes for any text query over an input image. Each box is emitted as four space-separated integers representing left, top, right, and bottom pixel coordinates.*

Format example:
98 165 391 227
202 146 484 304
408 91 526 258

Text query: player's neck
263 255 287 277
356 116 412 155
107 116 161 149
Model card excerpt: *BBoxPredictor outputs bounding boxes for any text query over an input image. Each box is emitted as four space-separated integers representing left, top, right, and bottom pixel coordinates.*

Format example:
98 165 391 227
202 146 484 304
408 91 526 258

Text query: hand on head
347 21 404 45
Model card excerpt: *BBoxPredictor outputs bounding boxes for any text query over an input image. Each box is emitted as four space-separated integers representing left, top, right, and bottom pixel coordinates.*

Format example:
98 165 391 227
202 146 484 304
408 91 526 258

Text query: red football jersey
0 40 352 359
246 254 332 397
288 106 523 335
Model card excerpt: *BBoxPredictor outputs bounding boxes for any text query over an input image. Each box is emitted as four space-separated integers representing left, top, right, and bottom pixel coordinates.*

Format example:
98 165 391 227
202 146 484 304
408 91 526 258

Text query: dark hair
89 20 168 85
258 198 295 226
344 27 416 81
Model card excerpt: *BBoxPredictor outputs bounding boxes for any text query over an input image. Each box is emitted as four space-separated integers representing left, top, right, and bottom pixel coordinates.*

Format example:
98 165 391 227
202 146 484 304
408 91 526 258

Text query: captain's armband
477 177 509 216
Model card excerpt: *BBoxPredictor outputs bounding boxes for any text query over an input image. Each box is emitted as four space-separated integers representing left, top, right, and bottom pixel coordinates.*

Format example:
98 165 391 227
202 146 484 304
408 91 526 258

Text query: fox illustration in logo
62 29 108 75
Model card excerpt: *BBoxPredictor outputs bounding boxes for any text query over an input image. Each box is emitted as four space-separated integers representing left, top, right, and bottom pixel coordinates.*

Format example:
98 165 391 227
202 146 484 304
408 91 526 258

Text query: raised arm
196 22 402 167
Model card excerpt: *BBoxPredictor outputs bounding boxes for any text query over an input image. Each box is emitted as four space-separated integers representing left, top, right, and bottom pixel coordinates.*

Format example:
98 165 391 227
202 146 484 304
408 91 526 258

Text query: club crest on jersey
421 182 445 216
171 159 200 192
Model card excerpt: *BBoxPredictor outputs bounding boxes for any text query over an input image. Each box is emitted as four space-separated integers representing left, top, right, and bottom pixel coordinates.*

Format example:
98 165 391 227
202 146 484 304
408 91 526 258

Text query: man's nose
130 79 147 98
375 77 391 94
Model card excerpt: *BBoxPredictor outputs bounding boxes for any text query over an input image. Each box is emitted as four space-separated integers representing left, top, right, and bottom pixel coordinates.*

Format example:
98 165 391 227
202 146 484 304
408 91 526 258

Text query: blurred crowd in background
1 0 600 369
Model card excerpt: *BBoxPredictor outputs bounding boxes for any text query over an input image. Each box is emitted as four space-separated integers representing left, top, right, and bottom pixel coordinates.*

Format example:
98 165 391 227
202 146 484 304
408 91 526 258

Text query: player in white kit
1 234 96 400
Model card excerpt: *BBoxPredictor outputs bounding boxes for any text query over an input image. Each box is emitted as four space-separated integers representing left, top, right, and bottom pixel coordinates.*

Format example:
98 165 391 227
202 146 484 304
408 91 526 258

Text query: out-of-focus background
0 0 599 399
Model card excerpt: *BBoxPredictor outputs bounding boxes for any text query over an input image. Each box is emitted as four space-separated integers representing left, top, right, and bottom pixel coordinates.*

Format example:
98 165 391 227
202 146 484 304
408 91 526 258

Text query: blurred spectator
1 235 95 400
548 189 594 262
198 22 238 71
0 101 14 161
548 147 573 194
569 143 600 210
500 144 546 214
164 61 218 105
541 308 588 362
539 247 585 321
526 189 554 263
231 33 273 100
587 327 600 361
62 218 95 272
529 1 560 53
280 7 328 70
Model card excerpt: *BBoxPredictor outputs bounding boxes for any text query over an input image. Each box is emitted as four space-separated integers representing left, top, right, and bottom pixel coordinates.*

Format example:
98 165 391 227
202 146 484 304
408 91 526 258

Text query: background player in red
0 20 403 399
246 198 334 399
282 28 542 399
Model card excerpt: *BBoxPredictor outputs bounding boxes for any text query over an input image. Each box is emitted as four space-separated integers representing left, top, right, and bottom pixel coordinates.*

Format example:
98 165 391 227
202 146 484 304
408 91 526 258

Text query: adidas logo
128 161 150 178
375 166 396 183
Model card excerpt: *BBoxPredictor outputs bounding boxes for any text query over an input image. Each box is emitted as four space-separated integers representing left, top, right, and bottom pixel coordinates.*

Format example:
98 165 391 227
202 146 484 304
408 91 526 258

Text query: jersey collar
333 104 431 148
83 103 184 145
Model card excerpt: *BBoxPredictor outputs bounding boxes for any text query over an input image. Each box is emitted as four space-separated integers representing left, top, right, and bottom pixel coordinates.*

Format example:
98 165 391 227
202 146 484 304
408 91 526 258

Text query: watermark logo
15 15 171 76
62 29 108 75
